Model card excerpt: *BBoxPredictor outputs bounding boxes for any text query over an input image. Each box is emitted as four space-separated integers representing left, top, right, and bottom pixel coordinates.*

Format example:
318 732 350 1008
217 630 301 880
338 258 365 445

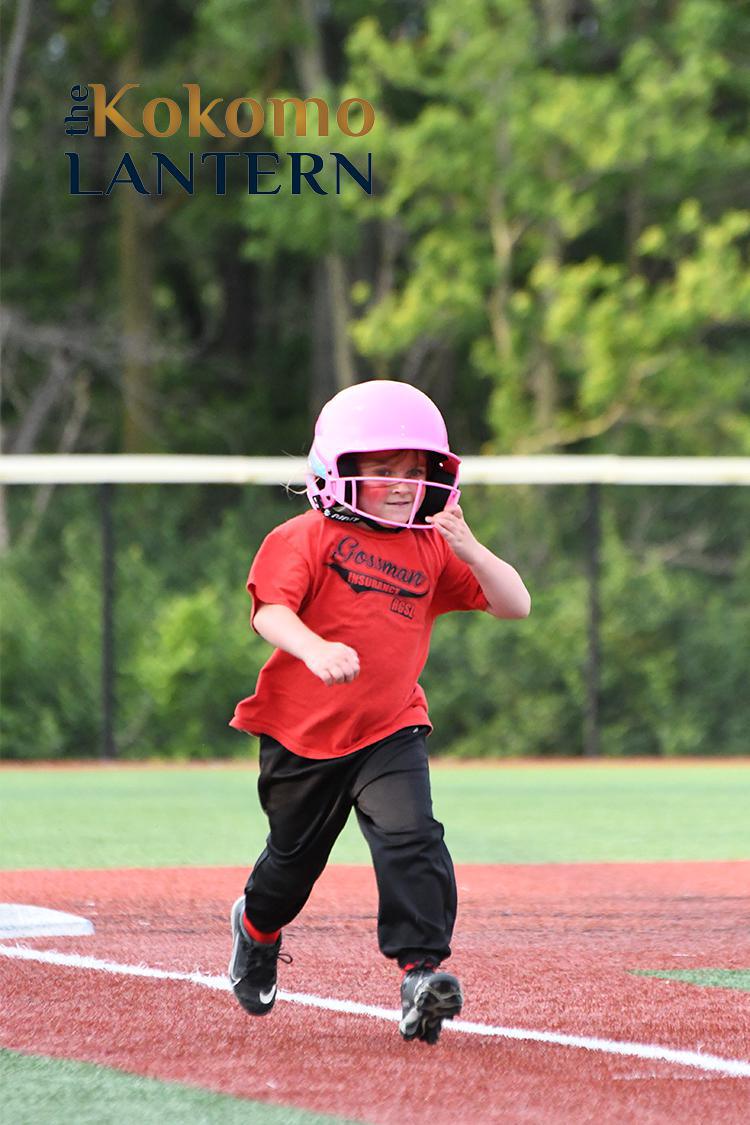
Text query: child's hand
304 639 361 687
426 504 481 564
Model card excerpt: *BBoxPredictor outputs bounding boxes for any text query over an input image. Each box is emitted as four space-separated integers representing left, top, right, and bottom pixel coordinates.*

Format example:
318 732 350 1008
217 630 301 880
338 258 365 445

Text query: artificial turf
0 1049 357 1124
632 969 750 991
1 761 749 869
2 761 748 1123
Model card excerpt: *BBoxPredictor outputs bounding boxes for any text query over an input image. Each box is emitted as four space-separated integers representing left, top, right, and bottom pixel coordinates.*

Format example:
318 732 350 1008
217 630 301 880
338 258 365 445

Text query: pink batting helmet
306 380 461 529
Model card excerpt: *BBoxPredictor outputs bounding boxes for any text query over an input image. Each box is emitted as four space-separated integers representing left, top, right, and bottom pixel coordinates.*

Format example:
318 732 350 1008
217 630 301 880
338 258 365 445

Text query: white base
0 903 95 938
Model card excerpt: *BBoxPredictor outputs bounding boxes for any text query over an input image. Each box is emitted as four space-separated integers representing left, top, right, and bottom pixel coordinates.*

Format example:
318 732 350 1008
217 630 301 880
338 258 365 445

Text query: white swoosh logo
259 985 277 1005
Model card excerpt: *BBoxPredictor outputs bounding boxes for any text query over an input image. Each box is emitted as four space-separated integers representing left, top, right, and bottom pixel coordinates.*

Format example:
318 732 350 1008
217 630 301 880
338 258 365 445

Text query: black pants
243 725 457 967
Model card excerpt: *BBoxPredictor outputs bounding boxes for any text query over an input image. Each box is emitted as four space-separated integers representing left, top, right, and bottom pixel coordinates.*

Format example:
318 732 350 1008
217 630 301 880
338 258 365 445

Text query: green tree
345 0 750 455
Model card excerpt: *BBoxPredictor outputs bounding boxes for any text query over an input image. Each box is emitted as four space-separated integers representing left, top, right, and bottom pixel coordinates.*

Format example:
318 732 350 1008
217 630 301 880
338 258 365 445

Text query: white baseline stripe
1 944 748 1079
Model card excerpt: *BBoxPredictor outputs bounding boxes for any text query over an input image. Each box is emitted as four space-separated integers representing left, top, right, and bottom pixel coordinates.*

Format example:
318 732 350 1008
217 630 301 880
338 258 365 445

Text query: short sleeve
431 547 488 617
246 526 313 626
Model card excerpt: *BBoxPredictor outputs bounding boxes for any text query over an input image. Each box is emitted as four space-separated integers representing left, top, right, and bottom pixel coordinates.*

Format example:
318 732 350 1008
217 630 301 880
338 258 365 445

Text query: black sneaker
228 897 289 1016
399 961 463 1045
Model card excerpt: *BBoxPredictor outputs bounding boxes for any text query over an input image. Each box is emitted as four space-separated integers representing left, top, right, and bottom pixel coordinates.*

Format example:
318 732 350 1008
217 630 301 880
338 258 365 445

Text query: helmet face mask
306 382 461 529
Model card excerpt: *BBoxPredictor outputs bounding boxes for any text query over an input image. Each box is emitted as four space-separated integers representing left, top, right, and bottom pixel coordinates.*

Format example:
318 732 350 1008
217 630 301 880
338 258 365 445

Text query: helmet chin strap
314 497 405 533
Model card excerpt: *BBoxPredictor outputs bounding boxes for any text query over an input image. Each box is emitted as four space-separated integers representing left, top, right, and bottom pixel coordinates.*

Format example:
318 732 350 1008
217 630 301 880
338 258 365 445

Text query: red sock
243 912 280 944
401 960 436 975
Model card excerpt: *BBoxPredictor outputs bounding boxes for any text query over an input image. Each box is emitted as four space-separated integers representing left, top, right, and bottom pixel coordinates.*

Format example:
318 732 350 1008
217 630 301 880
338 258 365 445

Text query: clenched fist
303 639 361 687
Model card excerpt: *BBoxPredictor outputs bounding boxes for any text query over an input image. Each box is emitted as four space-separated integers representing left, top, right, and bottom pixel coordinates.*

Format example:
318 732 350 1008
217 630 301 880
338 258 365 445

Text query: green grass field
0 1050 356 1125
1 761 749 869
631 970 750 991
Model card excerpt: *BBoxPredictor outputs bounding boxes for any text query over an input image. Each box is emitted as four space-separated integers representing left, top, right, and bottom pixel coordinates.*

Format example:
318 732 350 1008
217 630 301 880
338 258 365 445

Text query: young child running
228 379 530 1044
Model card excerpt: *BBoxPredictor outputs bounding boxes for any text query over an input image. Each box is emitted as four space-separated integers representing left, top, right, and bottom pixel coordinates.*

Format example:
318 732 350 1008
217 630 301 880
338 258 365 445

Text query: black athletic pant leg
352 726 457 967
243 736 355 932
244 727 457 968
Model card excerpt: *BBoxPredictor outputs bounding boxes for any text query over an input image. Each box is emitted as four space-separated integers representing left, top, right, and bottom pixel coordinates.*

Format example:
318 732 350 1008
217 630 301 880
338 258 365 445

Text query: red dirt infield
1 862 749 1124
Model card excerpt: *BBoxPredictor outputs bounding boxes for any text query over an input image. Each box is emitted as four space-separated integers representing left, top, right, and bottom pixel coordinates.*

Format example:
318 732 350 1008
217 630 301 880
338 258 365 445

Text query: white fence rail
2 453 750 486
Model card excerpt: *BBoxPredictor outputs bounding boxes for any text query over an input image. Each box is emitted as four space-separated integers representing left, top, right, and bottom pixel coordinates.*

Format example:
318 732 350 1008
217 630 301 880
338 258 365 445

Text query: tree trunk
116 0 156 452
487 114 514 367
310 260 336 415
0 0 34 548
626 181 644 276
0 0 33 203
293 0 355 395
325 252 355 390
0 430 8 553
532 212 561 438
532 0 568 441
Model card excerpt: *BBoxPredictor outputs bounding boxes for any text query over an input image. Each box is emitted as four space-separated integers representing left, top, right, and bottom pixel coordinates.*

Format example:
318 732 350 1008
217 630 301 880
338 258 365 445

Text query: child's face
354 449 428 524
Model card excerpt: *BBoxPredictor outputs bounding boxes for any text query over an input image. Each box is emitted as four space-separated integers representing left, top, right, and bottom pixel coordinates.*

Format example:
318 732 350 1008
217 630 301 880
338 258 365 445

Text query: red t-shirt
230 510 488 758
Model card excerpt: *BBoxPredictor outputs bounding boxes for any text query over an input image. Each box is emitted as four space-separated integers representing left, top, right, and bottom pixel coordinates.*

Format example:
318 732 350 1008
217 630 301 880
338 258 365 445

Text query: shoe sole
399 972 463 1044
228 897 245 986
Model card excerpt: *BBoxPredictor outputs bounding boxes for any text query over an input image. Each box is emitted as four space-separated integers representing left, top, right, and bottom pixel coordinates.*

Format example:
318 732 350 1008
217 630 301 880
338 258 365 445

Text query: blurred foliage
1 485 291 759
1 0 749 758
2 483 749 759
